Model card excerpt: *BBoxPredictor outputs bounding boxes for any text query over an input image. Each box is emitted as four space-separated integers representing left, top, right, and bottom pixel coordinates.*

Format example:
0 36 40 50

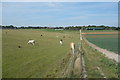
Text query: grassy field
2 29 119 78
2 29 80 78
82 39 118 78
83 31 118 54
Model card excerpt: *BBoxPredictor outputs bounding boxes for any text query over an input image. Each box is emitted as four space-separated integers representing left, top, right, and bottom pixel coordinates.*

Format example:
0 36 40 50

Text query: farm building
55 29 64 30
86 27 105 30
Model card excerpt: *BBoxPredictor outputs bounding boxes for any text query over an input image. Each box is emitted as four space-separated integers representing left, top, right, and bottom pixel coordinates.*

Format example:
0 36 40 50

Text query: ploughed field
2 29 80 78
83 31 119 54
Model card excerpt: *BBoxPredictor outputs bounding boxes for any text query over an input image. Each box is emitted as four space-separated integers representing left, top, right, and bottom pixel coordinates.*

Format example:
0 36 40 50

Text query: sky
1 2 118 27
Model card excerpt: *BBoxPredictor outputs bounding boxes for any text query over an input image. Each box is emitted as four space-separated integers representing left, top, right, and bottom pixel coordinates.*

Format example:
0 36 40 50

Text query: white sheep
60 40 63 45
27 40 35 45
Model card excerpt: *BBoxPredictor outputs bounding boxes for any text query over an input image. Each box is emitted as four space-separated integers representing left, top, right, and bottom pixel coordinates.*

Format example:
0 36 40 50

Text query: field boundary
67 43 82 77
79 30 87 78
83 36 120 63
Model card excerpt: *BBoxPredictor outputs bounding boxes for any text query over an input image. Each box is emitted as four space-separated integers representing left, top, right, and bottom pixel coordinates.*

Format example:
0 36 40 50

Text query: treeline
0 25 119 30
65 25 120 30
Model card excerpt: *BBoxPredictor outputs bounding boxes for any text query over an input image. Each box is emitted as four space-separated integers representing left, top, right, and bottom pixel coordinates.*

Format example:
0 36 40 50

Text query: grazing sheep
60 39 63 45
18 45 22 48
27 40 35 45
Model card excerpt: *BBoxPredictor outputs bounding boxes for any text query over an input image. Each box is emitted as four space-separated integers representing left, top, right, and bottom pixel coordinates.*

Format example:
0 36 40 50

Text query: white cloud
45 2 59 7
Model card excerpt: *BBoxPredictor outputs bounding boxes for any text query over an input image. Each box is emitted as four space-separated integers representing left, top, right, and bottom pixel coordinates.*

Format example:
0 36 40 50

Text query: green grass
2 29 119 78
2 29 79 78
37 29 79 33
86 37 118 54
82 40 118 78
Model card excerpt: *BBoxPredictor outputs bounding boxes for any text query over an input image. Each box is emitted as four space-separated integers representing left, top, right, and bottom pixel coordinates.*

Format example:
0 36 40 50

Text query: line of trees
0 25 120 30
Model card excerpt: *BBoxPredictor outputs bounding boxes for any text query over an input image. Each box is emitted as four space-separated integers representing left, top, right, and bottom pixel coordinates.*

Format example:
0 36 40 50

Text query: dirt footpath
83 37 120 63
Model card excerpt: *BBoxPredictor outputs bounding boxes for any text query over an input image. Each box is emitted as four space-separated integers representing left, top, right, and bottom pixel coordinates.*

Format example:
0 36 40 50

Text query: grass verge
82 39 118 78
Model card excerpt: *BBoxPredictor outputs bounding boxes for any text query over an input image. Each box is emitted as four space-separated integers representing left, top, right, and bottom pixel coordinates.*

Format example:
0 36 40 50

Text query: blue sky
1 2 118 27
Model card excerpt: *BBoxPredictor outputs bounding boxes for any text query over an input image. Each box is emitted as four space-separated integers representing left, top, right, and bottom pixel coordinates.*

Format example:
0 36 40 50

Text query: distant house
55 29 64 31
86 27 105 30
